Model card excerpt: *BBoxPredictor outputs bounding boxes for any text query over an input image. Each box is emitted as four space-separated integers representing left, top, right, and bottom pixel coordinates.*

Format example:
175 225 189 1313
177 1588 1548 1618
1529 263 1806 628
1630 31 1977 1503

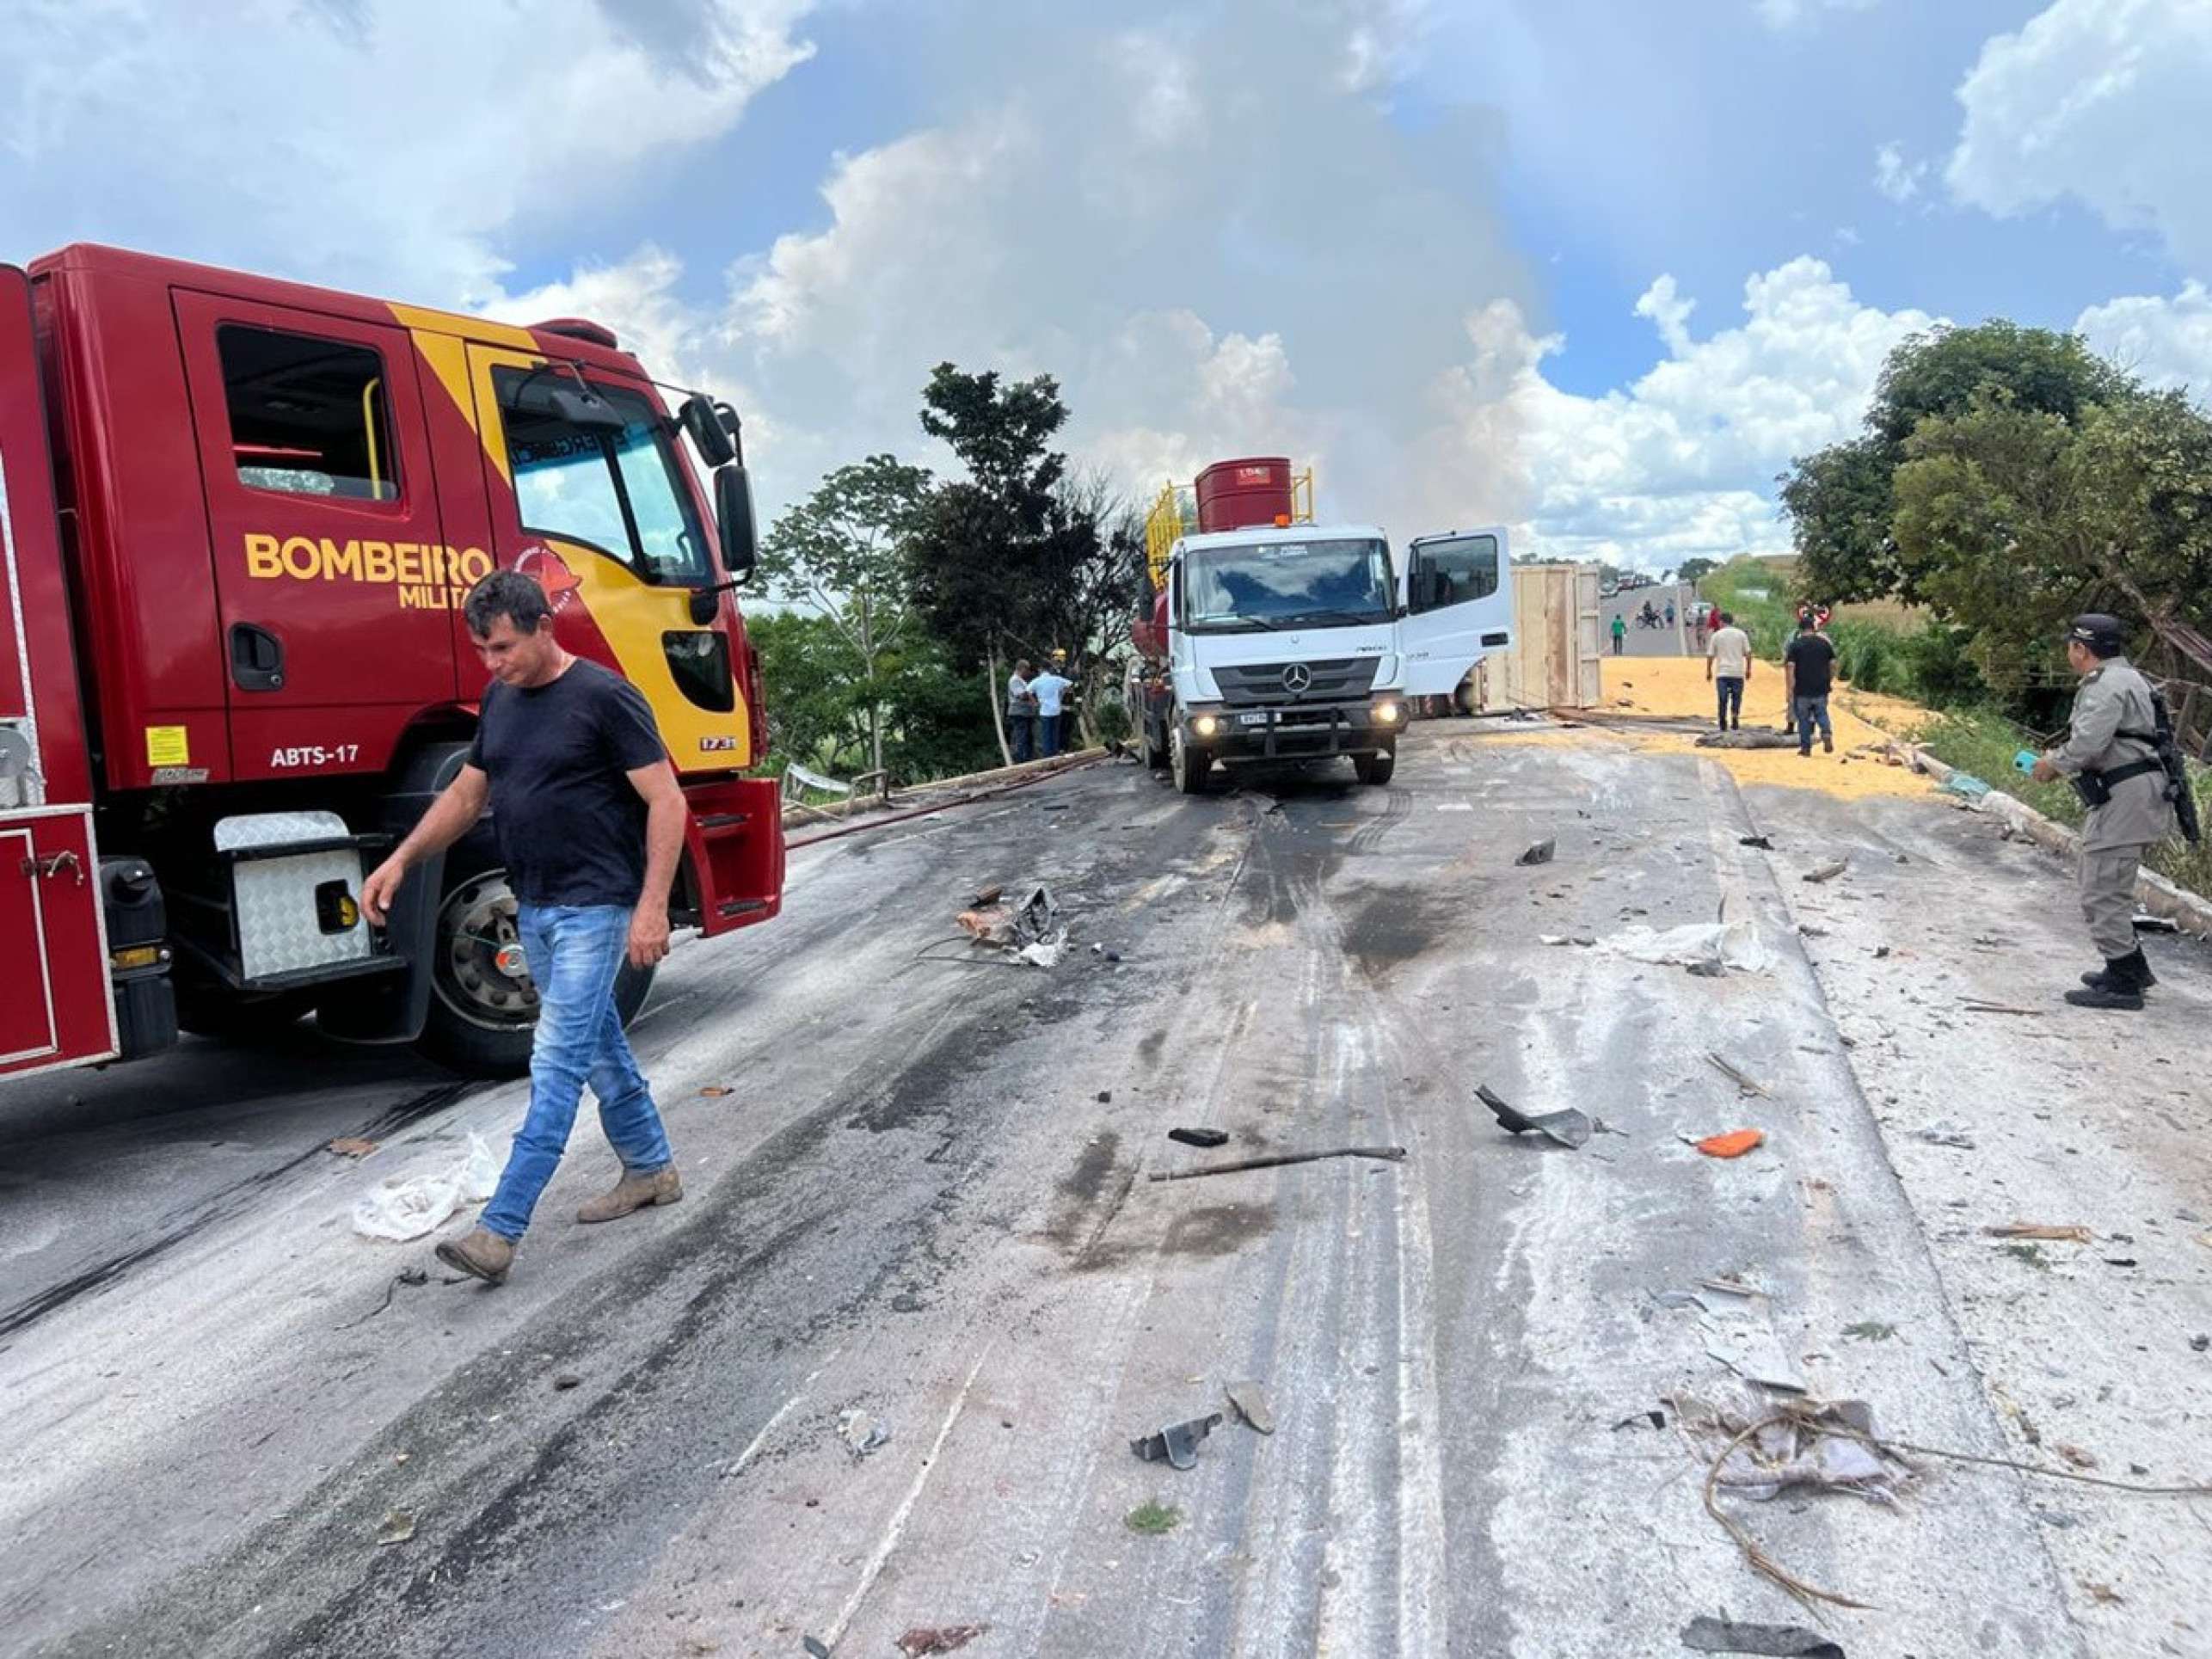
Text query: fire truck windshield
496 371 713 586
1183 537 1394 632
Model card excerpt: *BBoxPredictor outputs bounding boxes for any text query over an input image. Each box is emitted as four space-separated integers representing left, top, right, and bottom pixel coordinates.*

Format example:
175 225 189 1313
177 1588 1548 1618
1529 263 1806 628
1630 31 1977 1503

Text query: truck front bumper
1186 698 1404 761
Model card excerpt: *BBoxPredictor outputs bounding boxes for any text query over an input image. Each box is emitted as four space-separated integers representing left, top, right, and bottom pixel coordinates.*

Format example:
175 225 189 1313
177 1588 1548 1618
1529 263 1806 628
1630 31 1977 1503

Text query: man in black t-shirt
361 570 689 1285
1783 614 1838 757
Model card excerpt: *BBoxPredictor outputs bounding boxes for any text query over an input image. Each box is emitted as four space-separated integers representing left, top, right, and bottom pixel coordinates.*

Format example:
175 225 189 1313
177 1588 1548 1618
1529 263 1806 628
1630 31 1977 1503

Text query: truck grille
1212 658 1379 707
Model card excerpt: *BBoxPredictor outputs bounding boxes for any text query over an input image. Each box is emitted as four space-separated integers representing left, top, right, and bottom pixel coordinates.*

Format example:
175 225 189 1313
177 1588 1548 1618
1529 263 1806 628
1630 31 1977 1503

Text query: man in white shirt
1705 611 1753 731
1005 659 1036 762
1029 662 1075 757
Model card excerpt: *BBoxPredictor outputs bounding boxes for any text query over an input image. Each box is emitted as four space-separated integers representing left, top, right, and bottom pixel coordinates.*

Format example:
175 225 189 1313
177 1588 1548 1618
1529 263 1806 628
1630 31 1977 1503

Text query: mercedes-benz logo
1281 663 1312 693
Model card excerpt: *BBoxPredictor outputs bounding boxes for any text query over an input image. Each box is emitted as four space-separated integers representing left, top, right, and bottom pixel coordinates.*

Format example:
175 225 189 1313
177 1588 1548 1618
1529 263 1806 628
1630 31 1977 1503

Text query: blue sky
7 0 2209 571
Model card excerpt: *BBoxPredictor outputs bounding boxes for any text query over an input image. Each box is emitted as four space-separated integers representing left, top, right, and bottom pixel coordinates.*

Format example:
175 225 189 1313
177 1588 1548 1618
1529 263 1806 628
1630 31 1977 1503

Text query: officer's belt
2094 759 2165 789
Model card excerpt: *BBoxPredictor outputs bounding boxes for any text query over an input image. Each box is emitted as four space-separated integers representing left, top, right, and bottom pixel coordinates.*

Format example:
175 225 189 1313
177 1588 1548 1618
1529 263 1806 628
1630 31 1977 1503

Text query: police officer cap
2065 613 2127 652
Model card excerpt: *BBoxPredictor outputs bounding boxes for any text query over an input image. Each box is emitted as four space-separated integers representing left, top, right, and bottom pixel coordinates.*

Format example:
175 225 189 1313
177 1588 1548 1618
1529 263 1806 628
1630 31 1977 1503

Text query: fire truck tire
418 864 656 1077
1354 747 1396 786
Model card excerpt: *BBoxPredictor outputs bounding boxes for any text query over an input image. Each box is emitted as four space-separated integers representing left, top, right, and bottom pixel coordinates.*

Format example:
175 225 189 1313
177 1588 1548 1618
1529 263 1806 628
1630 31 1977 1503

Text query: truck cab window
1413 533 1499 610
218 326 398 501
495 370 710 586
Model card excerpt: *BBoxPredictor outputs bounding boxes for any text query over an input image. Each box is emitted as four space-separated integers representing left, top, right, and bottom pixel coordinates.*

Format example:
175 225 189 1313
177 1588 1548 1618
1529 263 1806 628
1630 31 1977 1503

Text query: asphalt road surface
1602 581 1698 658
5 721 2209 1657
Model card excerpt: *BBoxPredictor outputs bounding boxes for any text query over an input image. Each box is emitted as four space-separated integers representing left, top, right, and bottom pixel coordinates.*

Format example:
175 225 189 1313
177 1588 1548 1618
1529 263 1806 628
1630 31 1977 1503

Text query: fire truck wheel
1354 747 1396 786
1170 724 1211 795
419 866 655 1077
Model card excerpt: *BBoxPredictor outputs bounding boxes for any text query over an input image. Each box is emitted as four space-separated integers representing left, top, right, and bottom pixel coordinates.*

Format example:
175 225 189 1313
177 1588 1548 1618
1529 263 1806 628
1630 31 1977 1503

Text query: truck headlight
1192 713 1223 739
1373 700 1404 726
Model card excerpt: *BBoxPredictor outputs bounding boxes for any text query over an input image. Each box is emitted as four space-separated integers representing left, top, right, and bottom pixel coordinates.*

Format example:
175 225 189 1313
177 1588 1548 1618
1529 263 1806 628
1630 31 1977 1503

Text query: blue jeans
1716 675 1744 728
1039 713 1063 757
479 903 673 1242
1793 695 1832 753
1009 712 1035 763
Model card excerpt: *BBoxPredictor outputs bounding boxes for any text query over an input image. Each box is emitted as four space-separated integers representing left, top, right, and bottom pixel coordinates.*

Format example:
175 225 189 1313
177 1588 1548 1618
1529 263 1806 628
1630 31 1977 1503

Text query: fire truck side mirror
715 463 757 581
679 394 736 468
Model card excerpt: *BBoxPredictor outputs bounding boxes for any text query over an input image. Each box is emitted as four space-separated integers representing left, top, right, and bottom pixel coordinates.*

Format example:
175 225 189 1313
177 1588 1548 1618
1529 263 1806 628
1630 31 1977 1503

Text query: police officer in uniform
2030 614 2174 1010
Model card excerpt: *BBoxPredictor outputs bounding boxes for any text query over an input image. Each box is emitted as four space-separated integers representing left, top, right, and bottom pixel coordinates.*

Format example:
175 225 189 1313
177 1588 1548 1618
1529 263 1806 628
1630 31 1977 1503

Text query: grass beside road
1903 704 2212 899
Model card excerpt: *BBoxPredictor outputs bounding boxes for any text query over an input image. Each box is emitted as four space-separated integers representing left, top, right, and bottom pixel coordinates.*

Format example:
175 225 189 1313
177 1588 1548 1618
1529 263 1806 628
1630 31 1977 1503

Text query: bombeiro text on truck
0 245 785 1083
1126 457 1515 793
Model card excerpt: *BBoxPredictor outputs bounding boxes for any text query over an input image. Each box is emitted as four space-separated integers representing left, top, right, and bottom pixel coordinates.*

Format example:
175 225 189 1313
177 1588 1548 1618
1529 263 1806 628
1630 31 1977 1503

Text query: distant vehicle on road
1127 458 1513 793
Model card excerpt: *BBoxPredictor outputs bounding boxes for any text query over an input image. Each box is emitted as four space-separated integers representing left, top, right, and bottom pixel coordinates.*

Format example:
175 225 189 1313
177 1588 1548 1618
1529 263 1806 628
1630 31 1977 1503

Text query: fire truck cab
0 245 783 1081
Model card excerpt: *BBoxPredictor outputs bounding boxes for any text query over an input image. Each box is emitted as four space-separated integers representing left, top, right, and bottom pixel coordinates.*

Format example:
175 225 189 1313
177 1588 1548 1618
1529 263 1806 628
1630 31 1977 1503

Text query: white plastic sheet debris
352 1133 501 1241
1606 919 1771 974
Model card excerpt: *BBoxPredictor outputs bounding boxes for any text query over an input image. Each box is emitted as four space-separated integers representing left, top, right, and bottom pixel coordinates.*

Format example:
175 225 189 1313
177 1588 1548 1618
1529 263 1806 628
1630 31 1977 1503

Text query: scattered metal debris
1672 1280 1806 1393
897 1628 985 1656
1516 838 1556 865
1475 1083 1590 1150
1130 1412 1224 1470
374 1509 416 1546
1681 1614 1845 1656
1706 1053 1773 1097
972 884 1004 906
1802 859 1848 884
1961 999 2039 1016
1914 1121 1975 1149
1167 1127 1230 1149
1985 1223 2092 1244
334 1264 430 1331
1612 1409 1668 1432
838 1409 892 1459
1737 834 1774 851
1145 1146 1406 1183
2132 912 2179 933
803 1636 833 1658
1226 1381 1275 1435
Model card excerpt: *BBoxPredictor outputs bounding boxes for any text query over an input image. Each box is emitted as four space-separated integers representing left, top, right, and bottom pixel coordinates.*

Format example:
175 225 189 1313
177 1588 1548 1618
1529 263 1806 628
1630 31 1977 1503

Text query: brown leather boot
435 1226 515 1285
577 1165 683 1225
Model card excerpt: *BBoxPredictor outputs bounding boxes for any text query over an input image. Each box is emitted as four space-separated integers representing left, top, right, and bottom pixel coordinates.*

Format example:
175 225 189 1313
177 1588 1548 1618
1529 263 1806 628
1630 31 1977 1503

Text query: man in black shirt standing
1783 612 1838 757
360 570 689 1285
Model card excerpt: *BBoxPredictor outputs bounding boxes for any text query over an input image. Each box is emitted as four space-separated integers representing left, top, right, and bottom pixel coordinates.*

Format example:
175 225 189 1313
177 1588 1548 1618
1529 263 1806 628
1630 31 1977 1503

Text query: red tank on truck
0 245 784 1081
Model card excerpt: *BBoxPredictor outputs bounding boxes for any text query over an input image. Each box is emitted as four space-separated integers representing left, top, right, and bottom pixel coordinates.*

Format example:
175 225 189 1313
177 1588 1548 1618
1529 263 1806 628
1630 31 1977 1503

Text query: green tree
1891 386 2212 710
1674 556 1719 587
1780 322 2129 605
759 453 933 785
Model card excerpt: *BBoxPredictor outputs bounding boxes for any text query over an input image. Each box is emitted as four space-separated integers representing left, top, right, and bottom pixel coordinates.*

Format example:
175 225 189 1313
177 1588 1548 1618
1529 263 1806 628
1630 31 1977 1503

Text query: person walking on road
1029 659 1075 757
1664 599 1676 628
1783 612 1837 756
1610 612 1627 656
2030 614 2177 1011
1706 611 1751 730
360 570 687 1286
1006 658 1037 763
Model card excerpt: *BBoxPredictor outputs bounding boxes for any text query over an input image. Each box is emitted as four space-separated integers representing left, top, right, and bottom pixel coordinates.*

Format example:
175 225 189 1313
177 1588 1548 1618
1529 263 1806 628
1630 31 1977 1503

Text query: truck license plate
1238 712 1269 727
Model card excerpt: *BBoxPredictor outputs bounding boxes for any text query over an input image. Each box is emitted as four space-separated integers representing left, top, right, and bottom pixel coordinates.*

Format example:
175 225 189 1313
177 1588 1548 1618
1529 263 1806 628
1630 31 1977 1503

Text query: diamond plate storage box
213 810 377 982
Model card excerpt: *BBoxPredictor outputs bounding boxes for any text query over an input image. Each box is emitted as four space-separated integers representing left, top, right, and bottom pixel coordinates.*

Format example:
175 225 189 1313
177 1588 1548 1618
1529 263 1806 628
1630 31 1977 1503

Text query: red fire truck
0 245 783 1082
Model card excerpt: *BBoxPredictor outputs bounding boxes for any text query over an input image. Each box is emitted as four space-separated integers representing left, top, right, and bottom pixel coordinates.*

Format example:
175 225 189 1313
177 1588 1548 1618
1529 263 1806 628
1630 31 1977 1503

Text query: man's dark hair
1719 611 1734 625
1797 614 1816 633
464 569 554 638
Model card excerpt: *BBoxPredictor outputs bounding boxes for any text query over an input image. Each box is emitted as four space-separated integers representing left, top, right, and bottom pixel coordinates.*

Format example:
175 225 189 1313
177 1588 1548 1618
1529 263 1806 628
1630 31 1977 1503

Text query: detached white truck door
1398 527 1514 696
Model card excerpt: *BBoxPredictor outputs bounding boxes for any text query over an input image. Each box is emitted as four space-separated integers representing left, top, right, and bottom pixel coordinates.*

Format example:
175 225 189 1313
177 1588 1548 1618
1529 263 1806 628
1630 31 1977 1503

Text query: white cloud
1439 257 1939 569
1946 0 2212 273
0 0 814 300
1873 142 1928 205
1754 0 1878 30
691 6 1540 533
2076 282 2212 394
